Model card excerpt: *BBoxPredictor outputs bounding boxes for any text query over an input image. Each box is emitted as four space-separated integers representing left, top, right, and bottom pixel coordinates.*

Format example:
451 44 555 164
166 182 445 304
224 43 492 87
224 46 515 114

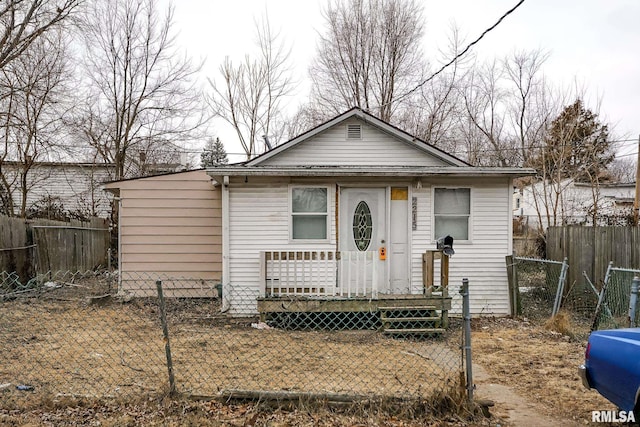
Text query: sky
168 0 640 163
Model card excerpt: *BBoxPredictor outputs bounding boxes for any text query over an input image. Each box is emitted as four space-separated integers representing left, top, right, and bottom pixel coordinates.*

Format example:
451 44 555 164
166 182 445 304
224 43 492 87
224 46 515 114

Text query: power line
385 0 526 107
614 151 639 159
612 138 640 146
21 137 637 158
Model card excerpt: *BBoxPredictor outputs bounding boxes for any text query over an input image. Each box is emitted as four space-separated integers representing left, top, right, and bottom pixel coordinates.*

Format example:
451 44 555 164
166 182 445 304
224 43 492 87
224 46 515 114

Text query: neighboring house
516 180 636 230
128 141 194 177
1 161 115 218
205 108 533 316
103 169 222 296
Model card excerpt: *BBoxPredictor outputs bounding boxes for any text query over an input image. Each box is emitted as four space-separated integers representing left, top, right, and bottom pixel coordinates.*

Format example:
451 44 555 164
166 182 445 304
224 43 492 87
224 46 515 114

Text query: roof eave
207 166 536 182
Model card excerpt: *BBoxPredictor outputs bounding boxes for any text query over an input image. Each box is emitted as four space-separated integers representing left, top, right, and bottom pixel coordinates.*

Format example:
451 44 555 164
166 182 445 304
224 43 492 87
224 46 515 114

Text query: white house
516 179 636 230
1 161 115 218
207 108 534 317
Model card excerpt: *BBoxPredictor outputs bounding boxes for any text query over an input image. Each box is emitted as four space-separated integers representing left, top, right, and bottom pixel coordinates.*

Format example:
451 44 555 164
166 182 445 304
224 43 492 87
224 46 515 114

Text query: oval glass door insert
353 201 372 251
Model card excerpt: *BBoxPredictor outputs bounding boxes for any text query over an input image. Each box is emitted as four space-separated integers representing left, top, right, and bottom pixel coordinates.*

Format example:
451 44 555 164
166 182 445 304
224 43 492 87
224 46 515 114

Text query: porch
257 250 452 335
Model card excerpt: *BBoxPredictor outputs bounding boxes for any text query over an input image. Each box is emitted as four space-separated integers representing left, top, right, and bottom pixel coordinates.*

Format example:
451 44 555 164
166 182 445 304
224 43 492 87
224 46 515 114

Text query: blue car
580 328 640 417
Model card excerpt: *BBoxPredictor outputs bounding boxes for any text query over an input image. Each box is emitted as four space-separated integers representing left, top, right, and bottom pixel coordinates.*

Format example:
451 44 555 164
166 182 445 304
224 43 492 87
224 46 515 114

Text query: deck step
383 328 445 334
381 316 441 322
378 306 436 311
379 305 446 336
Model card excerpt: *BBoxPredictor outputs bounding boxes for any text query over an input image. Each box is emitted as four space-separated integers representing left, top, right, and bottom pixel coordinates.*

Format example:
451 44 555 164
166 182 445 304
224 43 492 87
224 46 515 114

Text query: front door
339 188 388 294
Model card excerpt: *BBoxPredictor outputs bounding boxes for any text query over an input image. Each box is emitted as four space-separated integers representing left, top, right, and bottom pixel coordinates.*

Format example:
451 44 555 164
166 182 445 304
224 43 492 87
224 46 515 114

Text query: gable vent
346 124 362 140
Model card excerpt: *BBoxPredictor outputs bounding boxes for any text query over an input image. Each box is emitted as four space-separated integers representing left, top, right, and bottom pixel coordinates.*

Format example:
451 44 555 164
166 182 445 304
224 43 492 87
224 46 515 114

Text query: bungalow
105 108 533 324
207 107 533 319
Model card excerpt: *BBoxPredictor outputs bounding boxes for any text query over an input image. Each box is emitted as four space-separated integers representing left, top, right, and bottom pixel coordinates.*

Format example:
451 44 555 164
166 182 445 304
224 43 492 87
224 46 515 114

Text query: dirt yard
472 316 616 426
0 288 620 426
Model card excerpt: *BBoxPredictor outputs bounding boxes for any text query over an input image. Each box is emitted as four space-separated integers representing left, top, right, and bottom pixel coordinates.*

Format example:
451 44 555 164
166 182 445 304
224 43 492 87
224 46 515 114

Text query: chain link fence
1 270 167 400
510 255 640 336
1 270 469 408
510 257 568 321
592 267 640 331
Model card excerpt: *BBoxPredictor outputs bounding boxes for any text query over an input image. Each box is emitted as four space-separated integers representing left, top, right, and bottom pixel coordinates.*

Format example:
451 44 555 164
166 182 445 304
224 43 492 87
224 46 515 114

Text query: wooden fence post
505 254 520 316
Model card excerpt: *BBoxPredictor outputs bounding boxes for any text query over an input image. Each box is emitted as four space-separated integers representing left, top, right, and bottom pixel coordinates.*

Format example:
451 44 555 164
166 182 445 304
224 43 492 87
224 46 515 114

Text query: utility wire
383 0 526 107
41 137 638 156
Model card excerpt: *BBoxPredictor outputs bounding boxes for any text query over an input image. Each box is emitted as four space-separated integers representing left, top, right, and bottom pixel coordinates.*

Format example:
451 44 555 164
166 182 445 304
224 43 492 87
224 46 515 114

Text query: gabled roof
246 107 470 167
206 107 536 180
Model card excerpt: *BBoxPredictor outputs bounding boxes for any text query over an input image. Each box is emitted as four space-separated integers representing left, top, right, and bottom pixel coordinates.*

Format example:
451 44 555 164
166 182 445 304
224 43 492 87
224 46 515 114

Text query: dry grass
0 395 493 427
472 317 616 424
0 294 464 412
0 285 493 425
544 310 573 337
1 282 621 425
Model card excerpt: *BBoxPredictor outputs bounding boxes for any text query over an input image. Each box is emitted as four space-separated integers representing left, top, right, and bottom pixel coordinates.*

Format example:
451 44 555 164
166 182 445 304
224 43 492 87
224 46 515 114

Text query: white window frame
289 185 331 242
432 187 472 242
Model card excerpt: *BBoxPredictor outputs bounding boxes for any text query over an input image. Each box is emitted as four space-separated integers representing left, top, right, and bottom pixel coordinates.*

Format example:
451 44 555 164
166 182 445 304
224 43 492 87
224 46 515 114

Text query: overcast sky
169 0 640 162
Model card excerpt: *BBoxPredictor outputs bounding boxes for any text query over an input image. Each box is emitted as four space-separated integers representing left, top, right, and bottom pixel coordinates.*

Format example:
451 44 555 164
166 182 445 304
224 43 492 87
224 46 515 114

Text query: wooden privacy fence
0 216 31 278
0 216 109 276
546 226 640 291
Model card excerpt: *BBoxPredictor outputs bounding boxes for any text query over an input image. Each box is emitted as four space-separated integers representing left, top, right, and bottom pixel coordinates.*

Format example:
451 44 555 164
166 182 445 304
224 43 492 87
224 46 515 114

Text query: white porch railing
260 250 378 298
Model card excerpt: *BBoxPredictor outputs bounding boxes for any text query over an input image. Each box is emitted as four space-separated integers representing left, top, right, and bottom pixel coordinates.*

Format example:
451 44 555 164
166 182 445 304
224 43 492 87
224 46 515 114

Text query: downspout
222 176 230 312
113 196 122 293
508 179 514 255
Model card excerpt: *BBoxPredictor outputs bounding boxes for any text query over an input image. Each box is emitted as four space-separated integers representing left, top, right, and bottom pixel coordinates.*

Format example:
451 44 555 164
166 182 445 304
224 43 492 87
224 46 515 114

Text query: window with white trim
434 188 470 240
291 187 329 240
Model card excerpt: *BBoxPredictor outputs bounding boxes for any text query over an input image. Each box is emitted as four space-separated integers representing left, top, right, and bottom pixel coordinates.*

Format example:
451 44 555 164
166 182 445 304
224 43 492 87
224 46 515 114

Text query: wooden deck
257 294 451 314
257 294 452 335
257 249 453 335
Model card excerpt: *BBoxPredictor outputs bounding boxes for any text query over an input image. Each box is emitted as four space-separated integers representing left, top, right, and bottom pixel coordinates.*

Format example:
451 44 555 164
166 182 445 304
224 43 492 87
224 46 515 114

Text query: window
291 187 328 240
352 201 372 250
434 188 470 240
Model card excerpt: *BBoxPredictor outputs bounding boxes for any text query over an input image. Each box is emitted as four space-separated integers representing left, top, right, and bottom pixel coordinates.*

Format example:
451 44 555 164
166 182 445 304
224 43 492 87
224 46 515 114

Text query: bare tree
457 49 558 168
459 59 512 166
309 0 424 122
503 49 553 166
283 103 328 140
396 26 469 152
78 0 205 180
607 157 637 183
207 16 294 160
0 0 80 70
0 30 70 217
0 0 79 216
0 86 19 215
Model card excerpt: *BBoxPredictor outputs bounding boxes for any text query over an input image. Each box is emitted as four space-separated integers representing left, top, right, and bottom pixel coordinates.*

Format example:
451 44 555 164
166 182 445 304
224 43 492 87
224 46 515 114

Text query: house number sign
412 197 417 231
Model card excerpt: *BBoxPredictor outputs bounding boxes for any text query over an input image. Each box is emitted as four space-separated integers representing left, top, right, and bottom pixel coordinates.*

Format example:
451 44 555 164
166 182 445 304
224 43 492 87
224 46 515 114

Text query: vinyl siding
227 177 513 315
114 170 221 288
3 163 113 218
227 179 337 312
261 118 450 167
410 181 512 315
